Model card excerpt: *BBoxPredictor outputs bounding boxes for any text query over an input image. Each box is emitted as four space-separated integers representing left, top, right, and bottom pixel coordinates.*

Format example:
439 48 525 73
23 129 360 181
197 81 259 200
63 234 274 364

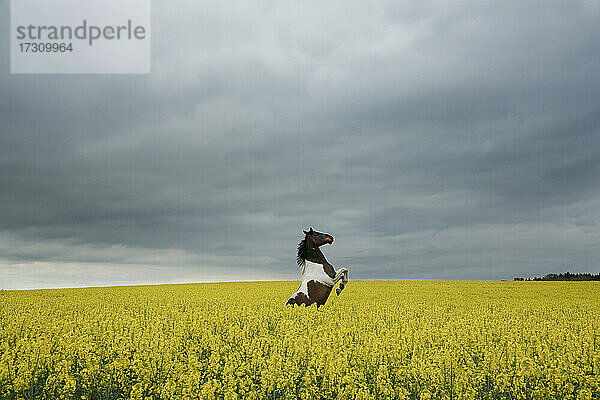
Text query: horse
285 227 349 307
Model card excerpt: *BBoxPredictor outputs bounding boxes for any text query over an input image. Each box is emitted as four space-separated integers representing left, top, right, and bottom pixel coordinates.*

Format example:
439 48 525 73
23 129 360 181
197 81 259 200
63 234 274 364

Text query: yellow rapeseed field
1 281 599 399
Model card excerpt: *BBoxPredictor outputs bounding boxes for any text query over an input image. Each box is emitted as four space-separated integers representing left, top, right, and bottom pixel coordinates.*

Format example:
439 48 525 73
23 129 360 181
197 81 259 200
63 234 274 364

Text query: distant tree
516 271 600 281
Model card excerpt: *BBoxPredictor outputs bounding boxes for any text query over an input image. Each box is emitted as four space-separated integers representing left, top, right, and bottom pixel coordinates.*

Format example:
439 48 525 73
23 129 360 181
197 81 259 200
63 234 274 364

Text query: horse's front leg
334 267 349 295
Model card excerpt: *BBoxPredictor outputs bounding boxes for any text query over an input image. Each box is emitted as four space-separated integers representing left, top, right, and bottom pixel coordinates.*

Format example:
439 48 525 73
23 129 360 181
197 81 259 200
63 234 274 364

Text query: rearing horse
285 227 349 307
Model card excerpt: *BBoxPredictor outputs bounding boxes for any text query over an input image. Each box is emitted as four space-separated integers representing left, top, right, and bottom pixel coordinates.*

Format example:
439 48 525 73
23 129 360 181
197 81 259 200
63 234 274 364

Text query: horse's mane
297 238 307 273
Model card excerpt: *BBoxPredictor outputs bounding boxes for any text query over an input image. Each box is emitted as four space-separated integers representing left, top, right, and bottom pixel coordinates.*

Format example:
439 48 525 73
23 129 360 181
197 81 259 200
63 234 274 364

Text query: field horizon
4 277 590 292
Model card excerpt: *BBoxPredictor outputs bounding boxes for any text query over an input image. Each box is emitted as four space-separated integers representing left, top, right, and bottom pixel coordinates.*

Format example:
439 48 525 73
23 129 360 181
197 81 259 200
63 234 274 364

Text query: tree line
514 272 600 281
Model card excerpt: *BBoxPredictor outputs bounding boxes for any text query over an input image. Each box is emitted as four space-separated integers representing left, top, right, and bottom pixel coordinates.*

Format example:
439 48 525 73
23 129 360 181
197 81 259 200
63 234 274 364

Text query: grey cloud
1 0 600 289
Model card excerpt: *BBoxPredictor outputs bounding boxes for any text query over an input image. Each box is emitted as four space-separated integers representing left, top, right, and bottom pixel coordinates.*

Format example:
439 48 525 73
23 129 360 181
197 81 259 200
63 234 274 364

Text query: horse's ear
303 230 308 235
309 227 314 232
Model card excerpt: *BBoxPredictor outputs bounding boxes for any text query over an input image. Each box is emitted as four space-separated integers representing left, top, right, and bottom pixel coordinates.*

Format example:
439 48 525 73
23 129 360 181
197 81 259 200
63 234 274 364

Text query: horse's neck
303 246 336 280
305 245 327 264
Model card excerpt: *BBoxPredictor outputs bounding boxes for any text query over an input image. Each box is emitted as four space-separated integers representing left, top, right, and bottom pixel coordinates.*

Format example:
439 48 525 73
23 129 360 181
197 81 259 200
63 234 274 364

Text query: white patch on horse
303 261 335 286
292 260 335 298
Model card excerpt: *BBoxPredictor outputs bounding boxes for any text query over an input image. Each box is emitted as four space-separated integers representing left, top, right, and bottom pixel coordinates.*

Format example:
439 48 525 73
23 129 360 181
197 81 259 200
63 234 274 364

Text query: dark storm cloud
1 0 600 288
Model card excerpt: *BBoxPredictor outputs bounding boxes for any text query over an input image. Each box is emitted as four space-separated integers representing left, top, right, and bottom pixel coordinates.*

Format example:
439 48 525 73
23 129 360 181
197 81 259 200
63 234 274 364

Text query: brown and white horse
285 228 349 307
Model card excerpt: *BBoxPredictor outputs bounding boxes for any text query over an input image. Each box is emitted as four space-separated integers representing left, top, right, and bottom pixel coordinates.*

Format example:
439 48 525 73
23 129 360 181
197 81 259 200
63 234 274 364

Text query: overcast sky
1 0 600 289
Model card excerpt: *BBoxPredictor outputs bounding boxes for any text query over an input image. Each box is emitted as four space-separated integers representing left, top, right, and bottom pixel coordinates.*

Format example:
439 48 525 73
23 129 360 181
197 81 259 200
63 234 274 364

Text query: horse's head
303 227 334 247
